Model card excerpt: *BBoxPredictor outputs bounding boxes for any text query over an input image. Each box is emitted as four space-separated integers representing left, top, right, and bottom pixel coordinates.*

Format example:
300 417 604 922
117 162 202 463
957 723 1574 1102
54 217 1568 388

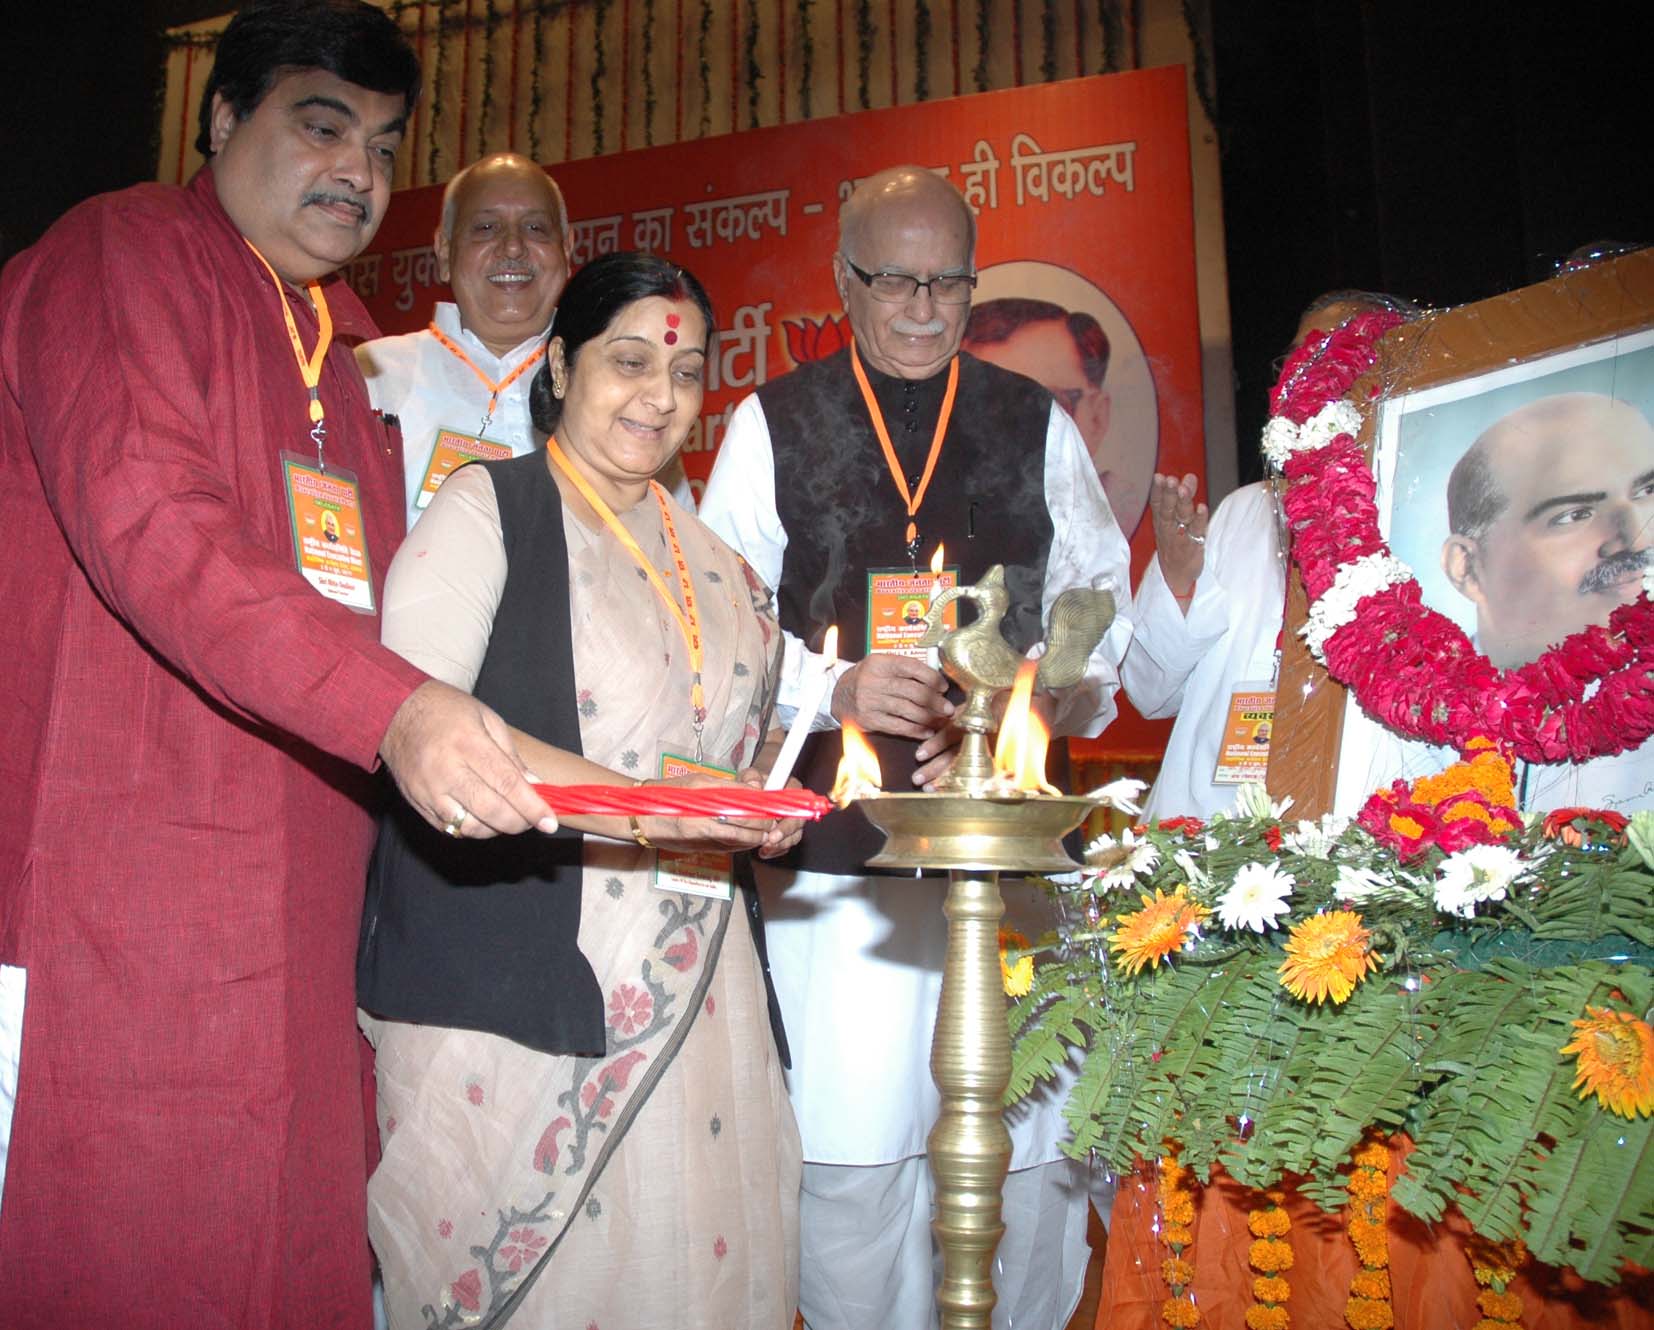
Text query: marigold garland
1560 1005 1654 1118
1358 736 1520 860
1278 910 1378 1005
1245 1190 1291 1329
1343 1137 1393 1330
1466 1232 1527 1329
1111 886 1209 976
1158 1148 1200 1327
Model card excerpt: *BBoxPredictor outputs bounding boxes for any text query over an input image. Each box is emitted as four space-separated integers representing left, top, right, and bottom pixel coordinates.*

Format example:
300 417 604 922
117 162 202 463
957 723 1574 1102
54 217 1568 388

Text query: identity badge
414 427 514 510
865 566 959 657
651 752 735 901
281 451 375 613
1212 681 1276 785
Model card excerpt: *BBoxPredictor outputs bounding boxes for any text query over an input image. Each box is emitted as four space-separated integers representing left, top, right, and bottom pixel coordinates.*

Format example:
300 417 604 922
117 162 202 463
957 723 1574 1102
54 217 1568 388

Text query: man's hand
913 726 961 789
380 680 558 837
1148 471 1208 603
830 653 954 740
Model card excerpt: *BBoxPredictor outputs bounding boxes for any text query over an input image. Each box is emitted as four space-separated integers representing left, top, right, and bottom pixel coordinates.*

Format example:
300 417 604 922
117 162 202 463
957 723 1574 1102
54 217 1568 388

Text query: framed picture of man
1268 248 1654 817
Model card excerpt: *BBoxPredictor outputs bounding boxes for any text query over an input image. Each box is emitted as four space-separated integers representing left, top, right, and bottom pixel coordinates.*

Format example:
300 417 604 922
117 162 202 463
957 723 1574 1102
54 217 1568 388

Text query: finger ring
1176 521 1187 531
443 805 470 837
1189 534 1206 545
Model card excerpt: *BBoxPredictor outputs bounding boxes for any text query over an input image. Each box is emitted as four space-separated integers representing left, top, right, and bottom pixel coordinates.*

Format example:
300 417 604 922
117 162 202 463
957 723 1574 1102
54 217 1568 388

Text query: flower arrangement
1267 312 1654 767
1010 789 1654 1283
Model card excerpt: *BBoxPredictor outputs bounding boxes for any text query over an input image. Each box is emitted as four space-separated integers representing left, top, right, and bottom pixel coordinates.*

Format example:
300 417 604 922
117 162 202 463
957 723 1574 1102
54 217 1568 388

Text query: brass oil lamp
833 566 1116 1330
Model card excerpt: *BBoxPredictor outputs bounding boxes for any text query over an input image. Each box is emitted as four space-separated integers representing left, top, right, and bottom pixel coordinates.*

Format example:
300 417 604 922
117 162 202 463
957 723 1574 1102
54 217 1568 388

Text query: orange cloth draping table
1096 1139 1652 1329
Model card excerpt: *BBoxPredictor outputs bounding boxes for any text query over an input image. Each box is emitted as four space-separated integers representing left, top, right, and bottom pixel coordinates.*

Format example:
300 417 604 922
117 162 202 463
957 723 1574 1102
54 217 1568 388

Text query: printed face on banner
965 266 1157 535
436 158 572 356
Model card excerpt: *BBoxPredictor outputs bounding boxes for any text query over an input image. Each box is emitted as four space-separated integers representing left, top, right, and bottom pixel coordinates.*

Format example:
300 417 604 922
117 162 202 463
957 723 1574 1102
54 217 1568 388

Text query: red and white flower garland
1270 310 1654 764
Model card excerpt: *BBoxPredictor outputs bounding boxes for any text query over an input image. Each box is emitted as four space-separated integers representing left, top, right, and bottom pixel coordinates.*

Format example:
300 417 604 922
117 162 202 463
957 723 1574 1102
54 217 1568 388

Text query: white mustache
891 317 946 337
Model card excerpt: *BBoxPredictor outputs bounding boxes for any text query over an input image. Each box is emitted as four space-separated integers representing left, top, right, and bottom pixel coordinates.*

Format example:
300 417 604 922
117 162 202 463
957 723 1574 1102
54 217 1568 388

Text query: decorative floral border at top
1268 311 1654 766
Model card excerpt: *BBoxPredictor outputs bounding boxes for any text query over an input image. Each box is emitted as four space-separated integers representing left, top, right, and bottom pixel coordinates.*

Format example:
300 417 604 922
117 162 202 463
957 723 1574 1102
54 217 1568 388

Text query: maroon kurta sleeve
2 177 425 770
0 173 429 1328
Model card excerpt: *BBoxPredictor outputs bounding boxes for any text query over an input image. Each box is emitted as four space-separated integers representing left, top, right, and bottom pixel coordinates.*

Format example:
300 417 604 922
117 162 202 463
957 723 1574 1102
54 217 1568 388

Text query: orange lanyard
426 322 545 437
245 241 333 468
544 436 707 748
850 339 959 561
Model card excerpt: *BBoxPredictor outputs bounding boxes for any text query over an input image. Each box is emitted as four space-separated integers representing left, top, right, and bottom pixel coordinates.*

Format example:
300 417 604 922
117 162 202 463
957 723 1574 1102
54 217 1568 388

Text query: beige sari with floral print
364 465 801 1330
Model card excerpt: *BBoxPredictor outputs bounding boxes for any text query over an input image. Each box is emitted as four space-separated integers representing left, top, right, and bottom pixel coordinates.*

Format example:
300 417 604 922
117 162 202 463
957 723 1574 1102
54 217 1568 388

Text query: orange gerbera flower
998 927 1035 997
1111 886 1209 975
1278 910 1378 1004
1561 1006 1654 1118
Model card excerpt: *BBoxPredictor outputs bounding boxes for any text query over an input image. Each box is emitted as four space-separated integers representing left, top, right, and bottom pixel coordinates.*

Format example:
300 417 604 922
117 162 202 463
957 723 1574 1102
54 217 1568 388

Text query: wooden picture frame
1268 248 1654 817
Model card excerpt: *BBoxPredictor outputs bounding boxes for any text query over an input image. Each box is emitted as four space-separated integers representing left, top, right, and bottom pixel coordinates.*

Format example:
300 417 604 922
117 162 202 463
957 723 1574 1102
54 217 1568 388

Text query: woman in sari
358 252 802 1329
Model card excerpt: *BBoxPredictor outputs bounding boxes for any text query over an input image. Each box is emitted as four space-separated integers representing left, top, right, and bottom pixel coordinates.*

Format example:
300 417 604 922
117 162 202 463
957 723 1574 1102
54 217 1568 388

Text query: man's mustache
302 191 371 226
891 317 946 337
1579 546 1650 594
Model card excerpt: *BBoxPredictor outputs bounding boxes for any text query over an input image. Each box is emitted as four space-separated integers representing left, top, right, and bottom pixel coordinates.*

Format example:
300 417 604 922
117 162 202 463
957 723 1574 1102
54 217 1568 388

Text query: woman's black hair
530 251 717 434
195 0 422 157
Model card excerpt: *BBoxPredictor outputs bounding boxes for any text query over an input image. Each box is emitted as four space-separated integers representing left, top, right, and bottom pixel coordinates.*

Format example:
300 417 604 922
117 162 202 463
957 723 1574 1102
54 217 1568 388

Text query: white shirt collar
430 301 553 369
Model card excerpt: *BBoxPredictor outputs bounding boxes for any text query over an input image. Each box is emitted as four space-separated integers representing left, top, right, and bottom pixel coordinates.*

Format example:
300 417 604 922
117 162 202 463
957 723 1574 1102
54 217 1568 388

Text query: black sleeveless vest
760 349 1059 873
357 453 604 1057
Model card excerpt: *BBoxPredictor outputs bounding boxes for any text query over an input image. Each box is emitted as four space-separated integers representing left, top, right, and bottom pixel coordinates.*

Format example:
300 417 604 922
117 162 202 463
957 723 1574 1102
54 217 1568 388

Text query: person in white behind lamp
1122 291 1421 821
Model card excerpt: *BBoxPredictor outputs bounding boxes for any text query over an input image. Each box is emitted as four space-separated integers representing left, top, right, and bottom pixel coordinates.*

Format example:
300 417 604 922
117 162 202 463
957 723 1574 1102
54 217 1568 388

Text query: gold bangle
628 814 654 849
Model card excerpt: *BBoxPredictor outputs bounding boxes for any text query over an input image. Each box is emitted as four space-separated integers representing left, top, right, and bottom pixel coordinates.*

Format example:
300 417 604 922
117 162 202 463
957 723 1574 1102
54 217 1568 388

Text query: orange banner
348 68 1203 758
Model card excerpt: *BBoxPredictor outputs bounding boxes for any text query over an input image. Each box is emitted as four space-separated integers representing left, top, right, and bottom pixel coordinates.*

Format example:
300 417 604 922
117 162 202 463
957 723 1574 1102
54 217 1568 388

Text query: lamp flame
831 718 883 806
992 659 1057 793
821 624 839 662
927 545 946 604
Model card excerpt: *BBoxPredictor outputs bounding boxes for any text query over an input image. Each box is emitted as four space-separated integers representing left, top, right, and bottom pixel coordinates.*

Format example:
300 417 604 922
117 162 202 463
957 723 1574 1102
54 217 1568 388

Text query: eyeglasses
841 257 977 305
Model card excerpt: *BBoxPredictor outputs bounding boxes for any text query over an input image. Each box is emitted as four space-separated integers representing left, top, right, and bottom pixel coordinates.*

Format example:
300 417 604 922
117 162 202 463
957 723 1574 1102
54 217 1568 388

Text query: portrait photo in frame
1268 249 1654 818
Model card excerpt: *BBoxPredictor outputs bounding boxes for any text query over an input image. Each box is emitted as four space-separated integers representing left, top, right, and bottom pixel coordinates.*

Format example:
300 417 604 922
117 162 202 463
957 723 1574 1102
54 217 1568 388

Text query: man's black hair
195 0 421 157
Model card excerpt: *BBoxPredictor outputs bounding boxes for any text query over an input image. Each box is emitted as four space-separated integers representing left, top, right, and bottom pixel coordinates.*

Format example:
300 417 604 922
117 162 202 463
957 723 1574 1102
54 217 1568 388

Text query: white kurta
356 303 552 532
1120 483 1287 821
1118 481 1654 819
699 390 1133 1169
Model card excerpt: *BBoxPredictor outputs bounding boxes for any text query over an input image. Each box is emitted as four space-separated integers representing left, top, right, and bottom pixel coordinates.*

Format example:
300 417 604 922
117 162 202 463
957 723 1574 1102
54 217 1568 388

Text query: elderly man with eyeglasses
701 165 1133 1330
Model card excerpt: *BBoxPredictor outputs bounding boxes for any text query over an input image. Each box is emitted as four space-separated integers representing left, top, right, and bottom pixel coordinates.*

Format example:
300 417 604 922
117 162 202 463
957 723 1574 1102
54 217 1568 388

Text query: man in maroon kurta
0 3 555 1324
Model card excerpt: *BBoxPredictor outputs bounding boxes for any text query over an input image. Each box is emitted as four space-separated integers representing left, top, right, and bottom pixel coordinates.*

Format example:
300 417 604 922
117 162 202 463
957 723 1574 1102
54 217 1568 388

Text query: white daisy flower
1233 783 1294 822
1281 815 1349 860
1434 844 1525 919
1334 864 1393 903
1083 778 1147 816
1172 848 1208 889
1215 861 1295 933
1082 827 1160 892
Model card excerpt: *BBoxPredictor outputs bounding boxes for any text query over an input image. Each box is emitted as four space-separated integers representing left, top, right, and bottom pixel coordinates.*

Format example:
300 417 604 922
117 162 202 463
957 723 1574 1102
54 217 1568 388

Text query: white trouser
798 1154 1104 1330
